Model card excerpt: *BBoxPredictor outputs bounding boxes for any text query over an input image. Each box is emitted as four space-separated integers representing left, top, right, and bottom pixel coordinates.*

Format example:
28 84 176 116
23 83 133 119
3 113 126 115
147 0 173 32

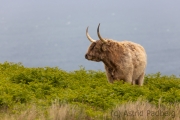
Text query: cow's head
85 24 109 62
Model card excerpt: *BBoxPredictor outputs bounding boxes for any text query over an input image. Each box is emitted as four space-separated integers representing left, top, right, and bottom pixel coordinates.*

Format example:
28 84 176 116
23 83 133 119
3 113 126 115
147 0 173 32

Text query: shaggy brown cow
85 24 147 86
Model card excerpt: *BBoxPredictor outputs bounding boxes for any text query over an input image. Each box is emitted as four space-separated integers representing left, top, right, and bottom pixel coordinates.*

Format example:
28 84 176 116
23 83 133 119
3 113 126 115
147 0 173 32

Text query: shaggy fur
85 39 147 86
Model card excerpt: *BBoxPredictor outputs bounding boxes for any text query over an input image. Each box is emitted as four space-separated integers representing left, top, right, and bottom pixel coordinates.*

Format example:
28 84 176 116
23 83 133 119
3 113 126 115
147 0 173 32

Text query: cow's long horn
97 23 107 43
86 27 96 42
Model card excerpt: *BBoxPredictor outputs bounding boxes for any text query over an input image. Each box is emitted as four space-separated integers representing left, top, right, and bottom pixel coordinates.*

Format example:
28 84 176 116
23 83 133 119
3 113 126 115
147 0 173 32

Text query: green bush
0 61 180 116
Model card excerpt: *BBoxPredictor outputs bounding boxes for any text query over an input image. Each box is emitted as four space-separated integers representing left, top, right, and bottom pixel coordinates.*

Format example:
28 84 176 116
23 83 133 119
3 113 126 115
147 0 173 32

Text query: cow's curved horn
86 27 96 42
97 23 107 43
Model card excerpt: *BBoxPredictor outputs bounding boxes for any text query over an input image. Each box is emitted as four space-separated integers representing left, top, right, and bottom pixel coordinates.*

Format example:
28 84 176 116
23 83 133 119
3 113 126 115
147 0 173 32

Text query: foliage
0 61 180 118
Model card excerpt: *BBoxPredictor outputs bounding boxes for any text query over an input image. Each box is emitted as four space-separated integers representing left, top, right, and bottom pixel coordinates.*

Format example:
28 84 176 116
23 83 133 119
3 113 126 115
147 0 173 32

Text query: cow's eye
95 47 98 50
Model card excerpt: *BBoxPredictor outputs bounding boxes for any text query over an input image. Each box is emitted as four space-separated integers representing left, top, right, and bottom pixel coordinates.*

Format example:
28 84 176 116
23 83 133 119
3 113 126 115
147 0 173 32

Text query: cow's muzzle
85 54 88 59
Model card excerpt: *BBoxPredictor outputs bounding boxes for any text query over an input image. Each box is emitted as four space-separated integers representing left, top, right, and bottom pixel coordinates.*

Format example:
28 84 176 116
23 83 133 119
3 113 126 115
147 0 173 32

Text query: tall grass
0 101 88 120
0 100 180 120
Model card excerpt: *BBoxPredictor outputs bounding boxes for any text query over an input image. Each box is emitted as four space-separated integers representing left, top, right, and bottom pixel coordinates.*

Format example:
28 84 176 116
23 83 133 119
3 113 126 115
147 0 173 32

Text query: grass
0 61 180 119
0 100 180 120
0 101 88 120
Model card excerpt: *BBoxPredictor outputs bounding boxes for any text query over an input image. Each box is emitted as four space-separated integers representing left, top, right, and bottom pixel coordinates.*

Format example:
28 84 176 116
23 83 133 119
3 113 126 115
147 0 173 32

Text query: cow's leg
132 79 136 85
105 71 114 83
136 72 145 86
104 66 114 83
123 68 133 84
124 71 133 84
124 75 133 84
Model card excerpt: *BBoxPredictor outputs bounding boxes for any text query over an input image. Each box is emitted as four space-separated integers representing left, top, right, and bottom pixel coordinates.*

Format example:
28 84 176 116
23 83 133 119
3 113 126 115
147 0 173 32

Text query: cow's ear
102 45 107 51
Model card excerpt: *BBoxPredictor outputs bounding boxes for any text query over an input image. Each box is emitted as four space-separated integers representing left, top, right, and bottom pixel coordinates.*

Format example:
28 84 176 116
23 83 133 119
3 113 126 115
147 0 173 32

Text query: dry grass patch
48 103 88 120
1 101 180 120
0 103 88 120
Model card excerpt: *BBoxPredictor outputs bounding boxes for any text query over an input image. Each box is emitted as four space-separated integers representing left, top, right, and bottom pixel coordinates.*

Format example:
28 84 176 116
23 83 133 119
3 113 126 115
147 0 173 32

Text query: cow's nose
85 54 88 59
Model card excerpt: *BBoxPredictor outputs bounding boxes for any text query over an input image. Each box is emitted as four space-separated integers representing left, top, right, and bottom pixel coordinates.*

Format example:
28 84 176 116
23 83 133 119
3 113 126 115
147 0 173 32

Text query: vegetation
0 62 180 120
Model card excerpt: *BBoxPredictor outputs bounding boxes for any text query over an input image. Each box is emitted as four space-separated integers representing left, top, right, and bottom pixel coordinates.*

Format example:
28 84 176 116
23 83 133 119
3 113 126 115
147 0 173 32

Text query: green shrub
0 61 180 118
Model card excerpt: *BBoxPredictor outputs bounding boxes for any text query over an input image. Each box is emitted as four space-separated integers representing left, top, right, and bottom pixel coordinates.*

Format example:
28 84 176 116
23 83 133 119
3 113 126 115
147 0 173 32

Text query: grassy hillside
0 62 180 120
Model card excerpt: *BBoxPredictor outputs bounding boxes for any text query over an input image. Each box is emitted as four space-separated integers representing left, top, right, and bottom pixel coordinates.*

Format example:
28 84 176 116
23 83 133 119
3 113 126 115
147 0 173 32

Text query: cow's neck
103 59 116 70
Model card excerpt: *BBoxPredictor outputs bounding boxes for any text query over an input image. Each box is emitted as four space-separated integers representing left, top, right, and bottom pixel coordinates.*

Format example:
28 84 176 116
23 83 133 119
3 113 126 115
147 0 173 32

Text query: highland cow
85 24 147 86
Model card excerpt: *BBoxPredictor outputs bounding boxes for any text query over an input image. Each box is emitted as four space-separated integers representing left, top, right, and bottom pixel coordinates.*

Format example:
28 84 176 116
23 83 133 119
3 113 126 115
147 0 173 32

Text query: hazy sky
0 0 180 75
